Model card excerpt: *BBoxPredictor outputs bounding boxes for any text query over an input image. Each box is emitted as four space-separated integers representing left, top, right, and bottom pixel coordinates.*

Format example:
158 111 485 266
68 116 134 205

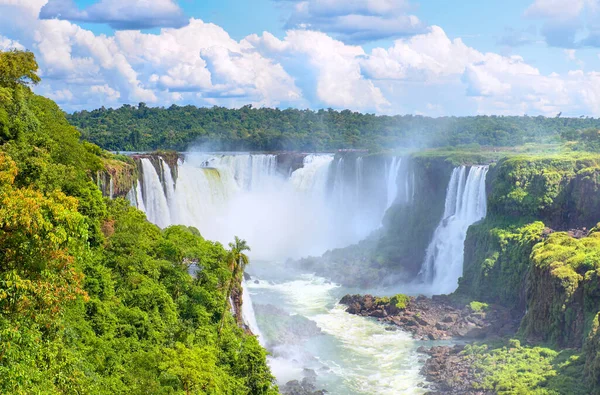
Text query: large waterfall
133 152 410 260
419 166 489 294
131 152 428 394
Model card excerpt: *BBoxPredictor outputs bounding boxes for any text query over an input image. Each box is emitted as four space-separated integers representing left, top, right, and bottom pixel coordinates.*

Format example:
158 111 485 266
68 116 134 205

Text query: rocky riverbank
339 294 520 341
339 294 522 393
419 345 492 395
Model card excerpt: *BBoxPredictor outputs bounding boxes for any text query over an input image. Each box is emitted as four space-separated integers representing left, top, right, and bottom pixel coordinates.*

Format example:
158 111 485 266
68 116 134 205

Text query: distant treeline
67 103 600 151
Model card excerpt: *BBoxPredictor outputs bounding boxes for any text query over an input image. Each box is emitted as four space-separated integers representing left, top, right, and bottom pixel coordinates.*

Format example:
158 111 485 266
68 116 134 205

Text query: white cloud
246 30 389 111
524 0 600 47
0 35 24 50
40 0 188 30
283 0 425 43
0 3 599 117
47 88 73 102
90 84 121 101
524 0 596 20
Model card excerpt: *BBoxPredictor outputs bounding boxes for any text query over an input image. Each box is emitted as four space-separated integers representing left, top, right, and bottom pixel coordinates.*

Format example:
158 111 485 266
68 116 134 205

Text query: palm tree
219 236 250 334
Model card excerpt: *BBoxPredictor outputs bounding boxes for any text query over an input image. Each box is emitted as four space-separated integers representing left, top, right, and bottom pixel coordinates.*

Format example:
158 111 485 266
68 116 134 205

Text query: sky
1 0 600 116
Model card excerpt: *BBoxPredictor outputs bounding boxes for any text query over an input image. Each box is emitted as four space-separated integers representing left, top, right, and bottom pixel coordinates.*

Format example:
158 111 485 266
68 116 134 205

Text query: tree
0 50 40 90
220 236 250 332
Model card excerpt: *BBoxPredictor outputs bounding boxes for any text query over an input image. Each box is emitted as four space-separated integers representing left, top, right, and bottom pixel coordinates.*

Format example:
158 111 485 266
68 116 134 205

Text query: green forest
0 50 277 394
67 102 600 152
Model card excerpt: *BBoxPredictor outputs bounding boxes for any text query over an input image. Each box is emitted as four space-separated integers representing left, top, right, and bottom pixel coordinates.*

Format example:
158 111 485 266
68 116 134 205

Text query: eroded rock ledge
419 345 492 395
339 294 520 341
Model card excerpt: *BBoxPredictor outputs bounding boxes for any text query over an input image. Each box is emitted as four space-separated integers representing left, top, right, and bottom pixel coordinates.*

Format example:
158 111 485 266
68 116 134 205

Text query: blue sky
1 0 600 116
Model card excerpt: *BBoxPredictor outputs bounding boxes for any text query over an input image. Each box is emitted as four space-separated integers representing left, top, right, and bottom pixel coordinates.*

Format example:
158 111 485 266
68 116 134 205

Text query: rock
341 292 518 344
281 376 328 395
442 313 458 323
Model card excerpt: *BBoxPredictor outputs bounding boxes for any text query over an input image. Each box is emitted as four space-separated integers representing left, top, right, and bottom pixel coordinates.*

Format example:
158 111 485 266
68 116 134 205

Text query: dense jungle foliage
0 49 277 394
67 102 600 152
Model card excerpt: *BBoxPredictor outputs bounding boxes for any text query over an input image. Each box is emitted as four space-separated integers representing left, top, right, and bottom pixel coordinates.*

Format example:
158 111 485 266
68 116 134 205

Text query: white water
134 152 433 394
419 166 489 294
245 265 432 394
139 158 171 228
137 153 406 260
242 280 264 344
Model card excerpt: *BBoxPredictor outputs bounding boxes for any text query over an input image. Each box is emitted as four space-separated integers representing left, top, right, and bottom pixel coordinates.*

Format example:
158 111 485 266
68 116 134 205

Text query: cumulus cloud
360 26 600 115
246 30 389 111
282 0 425 43
0 0 599 116
40 0 189 30
0 35 24 50
524 0 600 47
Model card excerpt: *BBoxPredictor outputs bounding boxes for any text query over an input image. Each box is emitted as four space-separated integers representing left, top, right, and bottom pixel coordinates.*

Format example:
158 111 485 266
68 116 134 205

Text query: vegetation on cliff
0 49 276 394
456 153 600 393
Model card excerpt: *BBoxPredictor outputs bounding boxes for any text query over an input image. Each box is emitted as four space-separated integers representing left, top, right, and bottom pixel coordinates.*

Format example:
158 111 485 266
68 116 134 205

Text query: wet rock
281 377 328 395
339 293 520 342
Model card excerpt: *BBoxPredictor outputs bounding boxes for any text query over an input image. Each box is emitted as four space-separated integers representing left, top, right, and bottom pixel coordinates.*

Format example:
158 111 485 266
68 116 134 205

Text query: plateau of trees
0 49 277 394
67 102 600 152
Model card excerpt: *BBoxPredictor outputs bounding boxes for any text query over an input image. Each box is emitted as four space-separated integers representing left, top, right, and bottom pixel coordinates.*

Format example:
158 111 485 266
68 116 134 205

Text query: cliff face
458 154 600 391
460 220 545 311
378 155 454 276
133 151 181 183
96 156 137 198
488 155 600 229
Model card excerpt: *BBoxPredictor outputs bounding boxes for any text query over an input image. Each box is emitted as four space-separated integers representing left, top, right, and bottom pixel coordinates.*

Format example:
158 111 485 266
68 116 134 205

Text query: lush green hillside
0 50 277 394
455 154 600 393
67 102 600 152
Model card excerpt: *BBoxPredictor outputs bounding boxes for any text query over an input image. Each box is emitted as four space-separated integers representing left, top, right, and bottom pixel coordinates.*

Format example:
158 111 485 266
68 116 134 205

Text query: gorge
119 151 497 393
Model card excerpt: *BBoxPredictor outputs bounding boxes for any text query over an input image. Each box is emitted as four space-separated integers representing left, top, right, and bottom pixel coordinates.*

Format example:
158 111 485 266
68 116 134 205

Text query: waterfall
419 165 488 294
332 157 345 206
386 157 404 208
160 159 178 222
135 180 146 212
355 157 363 200
139 158 171 228
242 280 264 345
109 177 114 199
126 182 137 207
136 152 404 259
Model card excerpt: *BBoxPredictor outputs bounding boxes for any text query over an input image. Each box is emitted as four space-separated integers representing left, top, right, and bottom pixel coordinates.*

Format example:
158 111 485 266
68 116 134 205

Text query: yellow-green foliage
391 294 410 309
469 301 489 312
489 153 600 228
464 341 587 394
522 230 600 348
459 220 545 307
0 50 277 395
375 294 410 309
585 313 600 391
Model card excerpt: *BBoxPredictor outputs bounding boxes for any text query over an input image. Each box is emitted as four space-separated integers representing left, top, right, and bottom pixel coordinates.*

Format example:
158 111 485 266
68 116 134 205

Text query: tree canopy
0 49 277 394
68 102 600 152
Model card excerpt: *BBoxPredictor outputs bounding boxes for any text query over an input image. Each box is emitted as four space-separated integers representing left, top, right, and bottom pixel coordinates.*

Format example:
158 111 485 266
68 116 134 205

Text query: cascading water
133 152 427 394
139 158 171 228
241 280 264 345
419 166 489 295
136 153 407 259
386 157 404 208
